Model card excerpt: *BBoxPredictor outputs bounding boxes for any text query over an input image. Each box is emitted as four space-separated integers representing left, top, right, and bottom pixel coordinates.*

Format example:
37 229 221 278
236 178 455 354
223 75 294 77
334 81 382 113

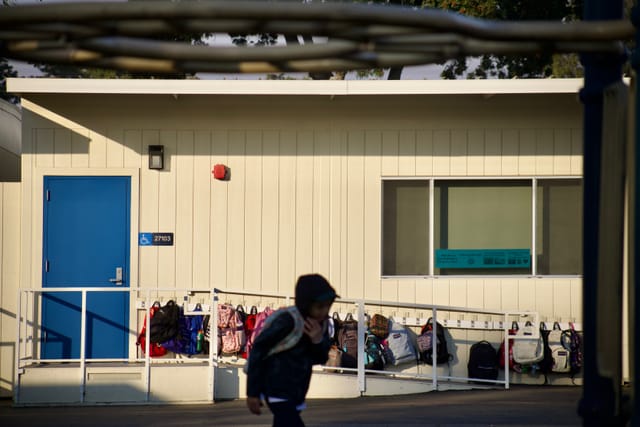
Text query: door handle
109 267 123 285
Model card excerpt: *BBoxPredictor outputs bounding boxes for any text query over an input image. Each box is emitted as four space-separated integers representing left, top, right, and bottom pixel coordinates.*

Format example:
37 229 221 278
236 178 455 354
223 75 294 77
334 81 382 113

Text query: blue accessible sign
139 232 174 246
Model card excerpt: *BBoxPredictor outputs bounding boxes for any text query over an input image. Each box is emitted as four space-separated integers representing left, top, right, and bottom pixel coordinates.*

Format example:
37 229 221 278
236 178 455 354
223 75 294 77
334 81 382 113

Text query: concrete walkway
0 385 582 426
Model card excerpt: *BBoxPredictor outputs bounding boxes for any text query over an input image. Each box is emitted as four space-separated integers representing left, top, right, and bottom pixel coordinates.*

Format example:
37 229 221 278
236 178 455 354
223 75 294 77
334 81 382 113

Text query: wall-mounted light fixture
148 145 164 170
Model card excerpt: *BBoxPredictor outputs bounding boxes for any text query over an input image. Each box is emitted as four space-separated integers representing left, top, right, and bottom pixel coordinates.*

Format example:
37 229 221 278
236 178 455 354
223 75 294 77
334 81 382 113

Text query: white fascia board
7 77 586 96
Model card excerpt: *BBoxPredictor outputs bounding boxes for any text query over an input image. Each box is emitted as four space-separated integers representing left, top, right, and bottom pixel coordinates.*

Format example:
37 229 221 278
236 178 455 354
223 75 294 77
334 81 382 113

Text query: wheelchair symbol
139 233 152 246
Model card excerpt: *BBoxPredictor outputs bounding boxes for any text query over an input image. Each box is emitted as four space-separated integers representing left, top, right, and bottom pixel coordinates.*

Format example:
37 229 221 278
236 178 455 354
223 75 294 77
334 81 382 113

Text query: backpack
369 314 390 340
537 323 555 376
385 318 417 366
218 304 235 329
245 306 274 358
417 318 452 365
218 305 246 355
512 321 545 365
499 322 520 372
364 330 386 370
160 304 204 355
137 301 168 357
149 300 180 344
467 340 499 381
241 306 259 358
331 312 343 345
182 304 204 355
243 306 305 374
338 313 359 369
562 323 582 378
244 306 259 338
548 322 571 373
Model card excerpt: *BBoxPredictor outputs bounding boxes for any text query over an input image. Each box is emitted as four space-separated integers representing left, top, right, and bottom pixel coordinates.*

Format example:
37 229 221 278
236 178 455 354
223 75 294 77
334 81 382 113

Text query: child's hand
304 318 323 344
247 396 263 415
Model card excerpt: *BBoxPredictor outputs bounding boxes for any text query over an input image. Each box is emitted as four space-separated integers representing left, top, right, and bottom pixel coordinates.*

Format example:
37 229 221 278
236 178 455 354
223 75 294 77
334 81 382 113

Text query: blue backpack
161 304 204 355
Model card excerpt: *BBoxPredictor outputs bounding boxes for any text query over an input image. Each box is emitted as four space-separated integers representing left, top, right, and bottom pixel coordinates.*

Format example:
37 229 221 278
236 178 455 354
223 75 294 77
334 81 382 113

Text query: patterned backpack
338 313 359 369
369 314 390 340
218 304 246 355
562 323 582 379
417 318 452 365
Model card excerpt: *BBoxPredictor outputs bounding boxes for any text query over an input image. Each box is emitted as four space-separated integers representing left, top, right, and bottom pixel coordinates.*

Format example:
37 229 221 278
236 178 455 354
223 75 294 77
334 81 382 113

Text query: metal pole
432 307 437 390
579 0 626 425
13 290 22 405
357 300 366 395
80 290 87 404
504 314 510 390
144 289 151 402
631 7 640 426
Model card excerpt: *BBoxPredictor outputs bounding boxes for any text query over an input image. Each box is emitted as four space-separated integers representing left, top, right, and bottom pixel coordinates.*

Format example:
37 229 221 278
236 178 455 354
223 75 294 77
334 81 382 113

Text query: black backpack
467 340 499 381
537 323 554 378
149 300 180 344
417 318 452 365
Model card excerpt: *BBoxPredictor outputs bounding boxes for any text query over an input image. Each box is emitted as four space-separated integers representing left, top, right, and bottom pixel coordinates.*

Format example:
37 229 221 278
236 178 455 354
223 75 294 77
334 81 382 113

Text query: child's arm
246 312 294 398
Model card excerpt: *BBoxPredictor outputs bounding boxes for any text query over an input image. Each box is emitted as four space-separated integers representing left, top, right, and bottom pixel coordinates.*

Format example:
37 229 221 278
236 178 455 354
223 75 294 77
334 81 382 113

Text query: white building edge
0 77 591 404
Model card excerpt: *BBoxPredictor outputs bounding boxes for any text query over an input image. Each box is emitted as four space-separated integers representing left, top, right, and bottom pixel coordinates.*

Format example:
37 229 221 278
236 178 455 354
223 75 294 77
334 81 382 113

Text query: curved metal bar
78 37 359 62
0 1 634 73
0 1 634 42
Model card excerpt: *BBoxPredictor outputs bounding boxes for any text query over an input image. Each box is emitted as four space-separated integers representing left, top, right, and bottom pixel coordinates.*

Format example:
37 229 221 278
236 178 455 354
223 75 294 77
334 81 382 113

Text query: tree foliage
1 0 18 103
0 57 18 104
422 0 584 79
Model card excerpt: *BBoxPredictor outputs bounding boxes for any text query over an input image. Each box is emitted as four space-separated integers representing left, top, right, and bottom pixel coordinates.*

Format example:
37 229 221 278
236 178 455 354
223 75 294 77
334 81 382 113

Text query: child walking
246 273 337 427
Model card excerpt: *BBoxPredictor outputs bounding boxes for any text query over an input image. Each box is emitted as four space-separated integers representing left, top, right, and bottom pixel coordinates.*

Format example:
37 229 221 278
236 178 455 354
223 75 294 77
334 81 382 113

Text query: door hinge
45 260 50 272
46 190 51 201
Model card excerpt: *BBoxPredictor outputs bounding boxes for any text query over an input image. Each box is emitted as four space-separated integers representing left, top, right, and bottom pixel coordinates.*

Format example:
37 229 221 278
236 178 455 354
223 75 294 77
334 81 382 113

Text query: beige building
1 78 584 403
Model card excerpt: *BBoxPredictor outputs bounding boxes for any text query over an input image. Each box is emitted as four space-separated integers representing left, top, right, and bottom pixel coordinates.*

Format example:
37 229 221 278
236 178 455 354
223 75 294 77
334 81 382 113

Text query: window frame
380 176 583 279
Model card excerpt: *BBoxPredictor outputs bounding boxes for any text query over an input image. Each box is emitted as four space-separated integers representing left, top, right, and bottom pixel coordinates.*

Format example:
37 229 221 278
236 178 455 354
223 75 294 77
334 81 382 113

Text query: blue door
42 176 131 359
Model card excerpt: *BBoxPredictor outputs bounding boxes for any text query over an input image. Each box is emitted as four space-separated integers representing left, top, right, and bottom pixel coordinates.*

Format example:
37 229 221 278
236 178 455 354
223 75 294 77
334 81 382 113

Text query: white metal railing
15 286 542 404
214 288 538 393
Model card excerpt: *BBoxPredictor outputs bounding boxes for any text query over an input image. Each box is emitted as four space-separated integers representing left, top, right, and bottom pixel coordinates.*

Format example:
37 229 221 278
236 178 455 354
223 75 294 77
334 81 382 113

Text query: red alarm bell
213 164 227 180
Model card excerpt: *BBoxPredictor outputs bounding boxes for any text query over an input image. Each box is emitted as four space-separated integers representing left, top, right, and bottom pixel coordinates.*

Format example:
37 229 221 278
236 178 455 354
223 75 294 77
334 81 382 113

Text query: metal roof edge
7 77 588 96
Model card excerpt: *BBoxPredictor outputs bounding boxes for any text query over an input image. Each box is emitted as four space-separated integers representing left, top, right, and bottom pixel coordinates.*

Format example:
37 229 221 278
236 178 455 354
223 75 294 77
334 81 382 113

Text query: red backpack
241 306 259 358
137 301 168 357
499 321 520 371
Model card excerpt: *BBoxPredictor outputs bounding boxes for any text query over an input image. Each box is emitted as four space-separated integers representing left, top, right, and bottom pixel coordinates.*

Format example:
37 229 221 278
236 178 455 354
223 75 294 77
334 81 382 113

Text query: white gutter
7 77 585 96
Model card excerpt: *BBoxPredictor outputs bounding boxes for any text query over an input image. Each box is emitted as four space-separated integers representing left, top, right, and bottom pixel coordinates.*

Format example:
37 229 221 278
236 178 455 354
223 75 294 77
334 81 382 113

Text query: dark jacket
246 311 331 404
246 273 336 404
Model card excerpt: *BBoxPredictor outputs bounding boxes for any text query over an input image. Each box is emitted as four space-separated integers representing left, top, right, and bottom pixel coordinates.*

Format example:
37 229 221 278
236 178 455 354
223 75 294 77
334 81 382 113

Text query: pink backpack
218 304 235 329
245 306 274 358
218 304 247 355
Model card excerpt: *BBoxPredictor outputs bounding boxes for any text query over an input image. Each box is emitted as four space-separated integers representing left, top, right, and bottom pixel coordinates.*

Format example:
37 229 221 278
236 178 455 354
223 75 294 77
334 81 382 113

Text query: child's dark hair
294 274 337 316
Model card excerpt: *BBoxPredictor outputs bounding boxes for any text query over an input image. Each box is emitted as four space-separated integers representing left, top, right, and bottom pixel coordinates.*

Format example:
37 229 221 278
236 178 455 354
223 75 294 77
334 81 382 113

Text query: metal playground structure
0 1 637 425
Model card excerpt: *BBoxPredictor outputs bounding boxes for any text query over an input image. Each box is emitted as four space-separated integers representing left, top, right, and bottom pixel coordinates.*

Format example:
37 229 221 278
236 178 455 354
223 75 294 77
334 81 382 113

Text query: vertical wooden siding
25 124 582 312
0 182 21 397
19 94 584 382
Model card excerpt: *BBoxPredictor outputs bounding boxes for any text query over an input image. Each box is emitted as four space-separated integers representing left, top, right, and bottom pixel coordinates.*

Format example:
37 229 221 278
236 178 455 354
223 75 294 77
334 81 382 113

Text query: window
434 180 531 275
381 178 582 277
536 179 583 275
382 181 429 276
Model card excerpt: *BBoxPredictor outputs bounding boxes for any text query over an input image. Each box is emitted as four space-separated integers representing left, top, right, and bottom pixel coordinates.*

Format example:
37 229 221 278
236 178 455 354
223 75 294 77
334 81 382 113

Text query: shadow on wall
0 99 21 182
22 92 580 168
